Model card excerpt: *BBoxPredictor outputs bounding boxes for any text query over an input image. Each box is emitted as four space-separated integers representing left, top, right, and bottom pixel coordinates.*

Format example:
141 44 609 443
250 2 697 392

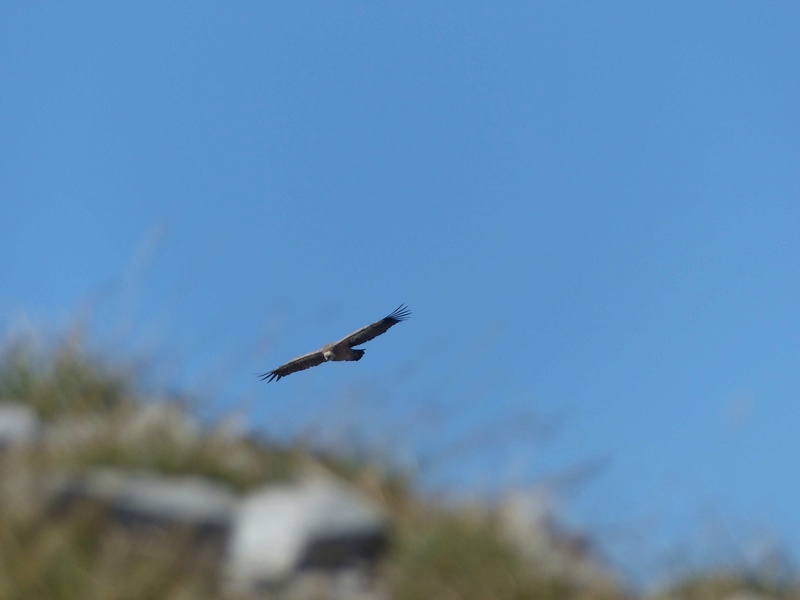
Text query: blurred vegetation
0 335 133 419
0 503 221 600
386 509 621 600
0 332 798 600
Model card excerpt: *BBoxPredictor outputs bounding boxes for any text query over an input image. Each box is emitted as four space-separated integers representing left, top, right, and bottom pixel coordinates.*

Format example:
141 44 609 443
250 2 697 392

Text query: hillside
0 333 794 600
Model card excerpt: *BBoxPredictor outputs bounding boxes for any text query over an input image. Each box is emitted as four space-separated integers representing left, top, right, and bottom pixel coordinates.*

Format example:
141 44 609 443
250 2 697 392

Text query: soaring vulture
259 304 411 383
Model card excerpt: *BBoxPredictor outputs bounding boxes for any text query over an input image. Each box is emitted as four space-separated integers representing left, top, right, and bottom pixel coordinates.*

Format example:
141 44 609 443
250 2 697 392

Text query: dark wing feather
337 304 411 348
259 349 326 383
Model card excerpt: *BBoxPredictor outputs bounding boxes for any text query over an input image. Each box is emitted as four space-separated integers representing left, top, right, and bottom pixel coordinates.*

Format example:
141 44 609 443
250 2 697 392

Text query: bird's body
259 304 410 382
322 344 365 362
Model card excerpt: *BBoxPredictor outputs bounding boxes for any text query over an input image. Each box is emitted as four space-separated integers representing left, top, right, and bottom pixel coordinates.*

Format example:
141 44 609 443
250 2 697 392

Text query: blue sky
2 3 799 585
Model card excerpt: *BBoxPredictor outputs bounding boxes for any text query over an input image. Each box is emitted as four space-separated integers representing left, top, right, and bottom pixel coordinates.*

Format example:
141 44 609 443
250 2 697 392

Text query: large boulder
226 472 389 592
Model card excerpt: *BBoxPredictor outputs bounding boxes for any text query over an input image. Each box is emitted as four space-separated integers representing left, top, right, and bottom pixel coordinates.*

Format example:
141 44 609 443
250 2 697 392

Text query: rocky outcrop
1 400 390 598
226 472 388 592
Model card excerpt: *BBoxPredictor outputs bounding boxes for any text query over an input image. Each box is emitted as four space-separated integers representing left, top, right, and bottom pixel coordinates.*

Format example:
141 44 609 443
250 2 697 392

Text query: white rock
226 473 388 591
0 402 40 448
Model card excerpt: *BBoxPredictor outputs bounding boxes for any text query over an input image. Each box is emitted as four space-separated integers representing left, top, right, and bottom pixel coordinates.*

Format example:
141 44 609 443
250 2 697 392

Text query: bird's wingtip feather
388 303 411 322
258 371 280 383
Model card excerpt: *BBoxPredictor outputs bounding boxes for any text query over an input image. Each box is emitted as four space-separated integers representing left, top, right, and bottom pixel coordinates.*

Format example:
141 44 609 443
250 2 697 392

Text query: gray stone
49 468 237 555
0 402 40 449
226 472 389 592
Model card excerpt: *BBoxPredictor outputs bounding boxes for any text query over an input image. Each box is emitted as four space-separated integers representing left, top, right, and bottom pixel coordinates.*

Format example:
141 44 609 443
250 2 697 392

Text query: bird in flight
259 304 411 382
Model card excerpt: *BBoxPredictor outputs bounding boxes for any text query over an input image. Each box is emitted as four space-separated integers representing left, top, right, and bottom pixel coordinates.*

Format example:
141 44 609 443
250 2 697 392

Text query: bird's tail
352 349 365 361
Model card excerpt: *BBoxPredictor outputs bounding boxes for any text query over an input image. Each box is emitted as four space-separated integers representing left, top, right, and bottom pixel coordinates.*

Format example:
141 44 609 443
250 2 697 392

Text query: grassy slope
0 336 795 600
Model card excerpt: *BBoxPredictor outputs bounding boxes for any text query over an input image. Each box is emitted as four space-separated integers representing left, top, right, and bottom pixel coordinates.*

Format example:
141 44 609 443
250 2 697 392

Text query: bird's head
323 349 334 361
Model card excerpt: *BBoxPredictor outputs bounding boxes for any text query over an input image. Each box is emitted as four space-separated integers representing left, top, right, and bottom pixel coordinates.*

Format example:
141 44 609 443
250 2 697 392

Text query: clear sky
2 3 799 586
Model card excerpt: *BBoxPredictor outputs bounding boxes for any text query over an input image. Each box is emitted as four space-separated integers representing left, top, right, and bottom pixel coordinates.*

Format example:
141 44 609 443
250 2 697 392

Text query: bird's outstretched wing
260 304 411 383
259 349 326 383
337 303 411 348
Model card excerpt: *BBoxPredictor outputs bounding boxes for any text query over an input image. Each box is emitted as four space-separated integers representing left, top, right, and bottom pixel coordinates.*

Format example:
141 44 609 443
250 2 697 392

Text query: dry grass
0 500 220 600
1 333 798 600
